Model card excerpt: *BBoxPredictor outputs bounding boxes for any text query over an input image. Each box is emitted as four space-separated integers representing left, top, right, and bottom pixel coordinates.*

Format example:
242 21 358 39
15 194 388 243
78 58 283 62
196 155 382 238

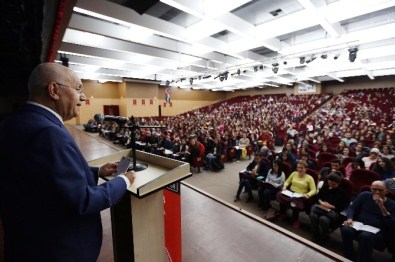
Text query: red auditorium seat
246 145 254 159
342 157 354 168
227 148 236 162
281 162 292 178
191 156 204 173
317 152 338 169
349 169 380 195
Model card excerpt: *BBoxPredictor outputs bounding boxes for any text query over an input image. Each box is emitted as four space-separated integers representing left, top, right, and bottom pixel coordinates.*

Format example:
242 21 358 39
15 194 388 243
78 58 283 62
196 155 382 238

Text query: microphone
94 114 128 126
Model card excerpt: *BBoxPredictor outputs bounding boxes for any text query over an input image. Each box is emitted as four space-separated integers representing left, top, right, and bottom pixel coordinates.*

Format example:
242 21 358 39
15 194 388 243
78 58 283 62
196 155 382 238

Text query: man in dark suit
0 63 136 261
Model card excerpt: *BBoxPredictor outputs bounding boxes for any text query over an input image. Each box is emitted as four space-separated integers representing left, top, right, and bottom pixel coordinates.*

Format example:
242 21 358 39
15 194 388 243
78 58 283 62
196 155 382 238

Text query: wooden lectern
89 149 191 262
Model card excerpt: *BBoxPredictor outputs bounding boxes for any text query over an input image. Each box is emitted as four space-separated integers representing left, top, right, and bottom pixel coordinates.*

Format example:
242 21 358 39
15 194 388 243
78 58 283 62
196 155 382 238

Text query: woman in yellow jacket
276 160 317 229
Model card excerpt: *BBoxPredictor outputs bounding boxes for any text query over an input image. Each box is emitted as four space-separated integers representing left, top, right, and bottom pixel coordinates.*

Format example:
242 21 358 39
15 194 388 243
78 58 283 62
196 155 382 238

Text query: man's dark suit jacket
0 103 128 261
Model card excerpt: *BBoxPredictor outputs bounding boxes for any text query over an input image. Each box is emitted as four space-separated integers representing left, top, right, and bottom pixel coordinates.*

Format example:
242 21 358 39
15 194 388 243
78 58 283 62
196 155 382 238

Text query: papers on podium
350 221 380 234
281 190 303 198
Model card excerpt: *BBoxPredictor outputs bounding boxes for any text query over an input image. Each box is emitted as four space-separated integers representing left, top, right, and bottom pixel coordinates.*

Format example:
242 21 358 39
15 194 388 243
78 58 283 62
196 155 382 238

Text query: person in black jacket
234 154 269 203
204 137 223 170
309 172 350 244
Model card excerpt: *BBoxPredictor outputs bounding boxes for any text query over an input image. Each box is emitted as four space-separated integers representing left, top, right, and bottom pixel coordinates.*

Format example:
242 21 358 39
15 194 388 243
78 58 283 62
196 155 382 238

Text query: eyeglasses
55 82 84 95
371 187 385 192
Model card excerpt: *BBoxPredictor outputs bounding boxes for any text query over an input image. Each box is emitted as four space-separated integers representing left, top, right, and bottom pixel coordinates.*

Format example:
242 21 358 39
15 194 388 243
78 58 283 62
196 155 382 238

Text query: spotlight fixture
272 63 279 74
283 61 287 65
299 57 305 64
215 72 228 81
60 54 69 67
321 54 328 59
334 55 339 60
348 48 358 62
224 71 229 80
231 68 241 76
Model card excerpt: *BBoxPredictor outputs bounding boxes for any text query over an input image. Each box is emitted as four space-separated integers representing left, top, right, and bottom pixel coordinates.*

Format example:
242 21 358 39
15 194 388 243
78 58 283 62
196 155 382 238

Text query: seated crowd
85 88 395 260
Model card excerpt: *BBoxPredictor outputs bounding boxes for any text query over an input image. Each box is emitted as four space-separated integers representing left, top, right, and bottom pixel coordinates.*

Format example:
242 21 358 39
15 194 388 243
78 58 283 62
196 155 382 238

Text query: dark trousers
340 225 386 262
258 187 278 209
309 205 335 242
236 178 253 199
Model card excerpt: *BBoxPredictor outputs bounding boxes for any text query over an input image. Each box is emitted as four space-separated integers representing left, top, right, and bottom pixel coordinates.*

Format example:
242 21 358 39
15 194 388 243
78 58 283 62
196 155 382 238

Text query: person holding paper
275 160 316 229
258 159 285 210
340 180 395 261
0 63 136 262
234 155 268 203
309 173 350 244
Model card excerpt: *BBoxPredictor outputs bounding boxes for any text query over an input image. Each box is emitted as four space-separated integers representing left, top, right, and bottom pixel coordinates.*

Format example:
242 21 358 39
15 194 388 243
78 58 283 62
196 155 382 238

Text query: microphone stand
126 116 165 171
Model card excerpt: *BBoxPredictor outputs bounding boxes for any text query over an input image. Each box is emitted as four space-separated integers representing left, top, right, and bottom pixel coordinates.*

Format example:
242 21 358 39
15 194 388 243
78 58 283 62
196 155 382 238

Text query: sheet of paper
114 156 132 176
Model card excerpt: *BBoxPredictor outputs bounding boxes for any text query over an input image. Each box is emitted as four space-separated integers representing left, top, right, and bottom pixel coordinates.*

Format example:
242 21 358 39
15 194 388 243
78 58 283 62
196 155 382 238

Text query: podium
89 149 191 262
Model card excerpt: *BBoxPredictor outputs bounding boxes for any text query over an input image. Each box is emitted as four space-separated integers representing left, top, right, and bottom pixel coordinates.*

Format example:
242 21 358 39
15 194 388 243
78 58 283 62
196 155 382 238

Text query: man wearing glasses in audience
341 181 395 261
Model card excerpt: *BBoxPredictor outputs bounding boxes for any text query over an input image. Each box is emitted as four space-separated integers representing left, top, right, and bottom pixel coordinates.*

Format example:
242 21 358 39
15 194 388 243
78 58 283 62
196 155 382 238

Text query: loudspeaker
111 0 159 15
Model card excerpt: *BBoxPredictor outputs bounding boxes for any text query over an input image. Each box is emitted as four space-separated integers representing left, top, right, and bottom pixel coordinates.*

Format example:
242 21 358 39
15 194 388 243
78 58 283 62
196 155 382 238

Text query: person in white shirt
362 148 380 170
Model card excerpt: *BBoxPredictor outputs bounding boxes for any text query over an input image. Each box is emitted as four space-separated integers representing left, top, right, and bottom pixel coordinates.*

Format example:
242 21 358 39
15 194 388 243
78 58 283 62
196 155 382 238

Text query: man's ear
48 82 60 100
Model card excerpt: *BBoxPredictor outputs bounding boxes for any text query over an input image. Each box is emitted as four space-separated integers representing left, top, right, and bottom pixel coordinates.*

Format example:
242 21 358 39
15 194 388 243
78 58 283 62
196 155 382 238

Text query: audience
89 88 395 259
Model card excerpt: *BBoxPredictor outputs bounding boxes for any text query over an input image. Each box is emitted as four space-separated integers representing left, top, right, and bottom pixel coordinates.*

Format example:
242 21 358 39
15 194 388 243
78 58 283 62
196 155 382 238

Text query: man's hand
373 194 385 208
99 163 118 177
343 218 353 226
123 171 136 185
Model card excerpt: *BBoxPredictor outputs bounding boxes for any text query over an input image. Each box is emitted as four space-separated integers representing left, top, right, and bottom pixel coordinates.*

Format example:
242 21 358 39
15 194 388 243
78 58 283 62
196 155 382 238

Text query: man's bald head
28 63 76 99
371 180 388 197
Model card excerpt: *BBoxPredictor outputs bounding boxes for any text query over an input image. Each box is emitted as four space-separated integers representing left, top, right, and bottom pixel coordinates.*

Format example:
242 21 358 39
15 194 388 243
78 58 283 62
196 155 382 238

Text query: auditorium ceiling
11 0 395 92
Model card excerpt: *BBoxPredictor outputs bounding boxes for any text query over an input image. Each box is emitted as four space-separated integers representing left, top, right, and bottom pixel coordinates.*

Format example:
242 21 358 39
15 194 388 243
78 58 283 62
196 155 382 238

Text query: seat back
191 156 204 173
342 157 354 168
227 147 236 161
349 169 380 195
307 168 319 186
246 145 254 159
317 152 337 169
282 162 292 178
339 178 353 202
